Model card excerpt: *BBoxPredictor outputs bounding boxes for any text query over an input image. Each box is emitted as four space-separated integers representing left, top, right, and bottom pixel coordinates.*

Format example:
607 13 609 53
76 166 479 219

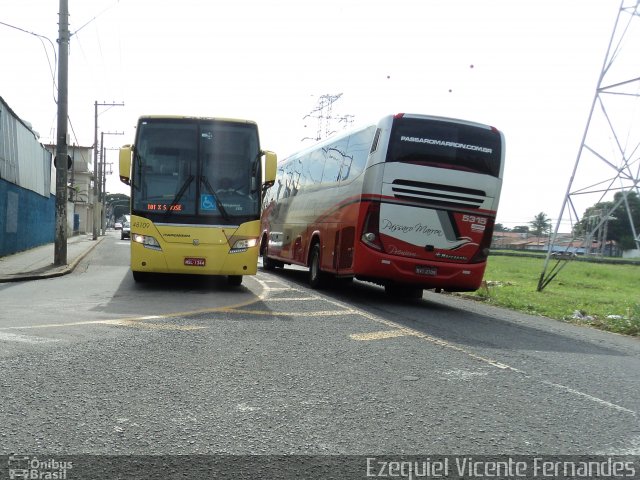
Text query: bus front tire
263 255 279 271
228 275 243 286
132 271 149 282
308 244 326 289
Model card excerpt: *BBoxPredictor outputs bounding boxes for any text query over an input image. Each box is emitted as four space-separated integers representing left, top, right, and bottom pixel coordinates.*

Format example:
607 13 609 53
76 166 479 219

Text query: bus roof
283 113 501 161
137 115 258 126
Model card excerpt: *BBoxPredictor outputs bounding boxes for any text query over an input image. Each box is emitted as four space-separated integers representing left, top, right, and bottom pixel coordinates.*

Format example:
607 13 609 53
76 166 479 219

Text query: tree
494 223 509 232
512 225 530 234
529 212 551 237
575 190 640 251
106 193 131 224
607 190 640 250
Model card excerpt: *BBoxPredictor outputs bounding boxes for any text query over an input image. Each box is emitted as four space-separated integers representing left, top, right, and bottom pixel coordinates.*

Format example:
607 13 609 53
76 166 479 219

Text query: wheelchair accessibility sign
200 194 217 211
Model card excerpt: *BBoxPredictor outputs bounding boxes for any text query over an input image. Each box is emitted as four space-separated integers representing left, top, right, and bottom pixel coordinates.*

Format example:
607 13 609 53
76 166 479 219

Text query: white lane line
350 330 410 341
305 288 637 416
0 331 57 344
541 380 636 415
263 297 318 301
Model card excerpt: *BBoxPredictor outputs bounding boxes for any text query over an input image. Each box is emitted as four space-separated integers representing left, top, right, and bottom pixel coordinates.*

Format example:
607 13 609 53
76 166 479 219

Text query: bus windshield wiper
200 176 230 221
163 175 194 215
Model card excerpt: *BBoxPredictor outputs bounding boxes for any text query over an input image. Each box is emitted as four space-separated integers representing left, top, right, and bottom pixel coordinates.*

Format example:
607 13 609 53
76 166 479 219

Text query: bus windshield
132 118 261 223
386 117 502 177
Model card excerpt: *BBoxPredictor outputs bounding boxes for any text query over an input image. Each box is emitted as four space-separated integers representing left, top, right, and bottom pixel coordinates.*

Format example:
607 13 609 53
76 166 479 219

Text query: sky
1 0 637 231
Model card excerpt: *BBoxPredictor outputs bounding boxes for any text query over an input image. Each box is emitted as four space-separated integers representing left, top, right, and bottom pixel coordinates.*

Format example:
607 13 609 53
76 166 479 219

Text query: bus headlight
133 234 162 251
230 238 258 253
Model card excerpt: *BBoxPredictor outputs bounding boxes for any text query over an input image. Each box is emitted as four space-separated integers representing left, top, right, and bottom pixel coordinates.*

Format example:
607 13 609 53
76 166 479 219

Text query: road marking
541 380 636 415
350 330 409 341
0 331 57 344
105 319 206 331
221 308 353 317
300 287 637 416
263 297 318 301
3 273 635 417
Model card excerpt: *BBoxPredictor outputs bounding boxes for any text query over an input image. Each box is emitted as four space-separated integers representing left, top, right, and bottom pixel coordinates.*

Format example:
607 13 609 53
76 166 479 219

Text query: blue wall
0 178 55 257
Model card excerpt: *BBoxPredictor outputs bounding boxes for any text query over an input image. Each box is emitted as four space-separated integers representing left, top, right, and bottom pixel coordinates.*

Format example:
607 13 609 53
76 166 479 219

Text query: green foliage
529 212 551 236
575 190 639 247
466 255 640 336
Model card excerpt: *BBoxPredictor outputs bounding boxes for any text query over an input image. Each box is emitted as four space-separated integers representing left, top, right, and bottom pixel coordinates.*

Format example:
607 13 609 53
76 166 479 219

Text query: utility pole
100 131 123 234
93 101 124 240
54 0 70 266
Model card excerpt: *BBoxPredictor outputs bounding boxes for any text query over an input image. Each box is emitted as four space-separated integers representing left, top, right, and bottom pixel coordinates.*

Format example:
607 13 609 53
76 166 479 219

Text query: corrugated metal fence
0 96 55 257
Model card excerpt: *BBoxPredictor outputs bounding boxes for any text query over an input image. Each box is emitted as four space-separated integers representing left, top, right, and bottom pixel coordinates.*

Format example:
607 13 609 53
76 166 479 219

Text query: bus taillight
361 202 383 251
470 218 495 263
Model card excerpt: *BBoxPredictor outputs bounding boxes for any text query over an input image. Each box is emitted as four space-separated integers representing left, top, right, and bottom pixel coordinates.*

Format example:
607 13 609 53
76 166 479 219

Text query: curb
0 236 106 283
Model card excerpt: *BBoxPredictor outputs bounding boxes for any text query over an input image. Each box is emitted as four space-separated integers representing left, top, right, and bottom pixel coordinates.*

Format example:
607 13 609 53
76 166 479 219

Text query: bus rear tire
228 275 243 286
308 244 326 289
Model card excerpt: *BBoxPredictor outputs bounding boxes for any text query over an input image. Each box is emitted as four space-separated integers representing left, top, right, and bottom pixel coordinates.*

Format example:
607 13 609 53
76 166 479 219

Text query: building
1 95 99 257
1 96 55 256
44 144 96 235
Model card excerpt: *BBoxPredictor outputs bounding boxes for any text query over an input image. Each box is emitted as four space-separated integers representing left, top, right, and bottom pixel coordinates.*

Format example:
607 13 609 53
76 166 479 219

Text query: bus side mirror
263 150 277 188
119 145 132 185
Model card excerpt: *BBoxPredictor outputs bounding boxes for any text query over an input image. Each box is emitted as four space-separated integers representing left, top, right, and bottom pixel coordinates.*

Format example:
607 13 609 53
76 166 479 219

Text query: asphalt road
0 231 639 457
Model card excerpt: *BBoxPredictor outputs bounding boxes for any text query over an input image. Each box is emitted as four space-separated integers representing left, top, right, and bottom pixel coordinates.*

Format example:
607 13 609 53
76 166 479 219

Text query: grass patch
463 255 640 336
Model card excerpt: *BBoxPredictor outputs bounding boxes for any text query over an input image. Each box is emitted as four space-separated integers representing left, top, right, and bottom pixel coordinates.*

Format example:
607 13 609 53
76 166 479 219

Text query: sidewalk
0 234 105 283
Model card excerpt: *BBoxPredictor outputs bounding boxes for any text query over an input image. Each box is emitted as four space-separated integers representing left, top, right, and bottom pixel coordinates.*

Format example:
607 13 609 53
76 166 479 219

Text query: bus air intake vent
391 179 486 209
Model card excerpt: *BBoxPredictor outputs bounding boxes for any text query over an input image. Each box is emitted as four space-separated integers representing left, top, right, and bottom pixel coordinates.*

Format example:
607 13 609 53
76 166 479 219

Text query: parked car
121 221 130 240
114 222 122 230
121 215 131 240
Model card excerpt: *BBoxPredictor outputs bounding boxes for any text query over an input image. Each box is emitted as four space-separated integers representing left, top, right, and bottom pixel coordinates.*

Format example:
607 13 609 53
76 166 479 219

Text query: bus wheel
132 271 148 282
228 275 243 286
261 240 278 271
308 244 326 289
263 254 278 271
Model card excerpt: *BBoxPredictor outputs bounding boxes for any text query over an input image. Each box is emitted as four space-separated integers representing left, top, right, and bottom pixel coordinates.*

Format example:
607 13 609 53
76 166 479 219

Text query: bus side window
307 151 324 185
341 126 376 182
321 138 348 185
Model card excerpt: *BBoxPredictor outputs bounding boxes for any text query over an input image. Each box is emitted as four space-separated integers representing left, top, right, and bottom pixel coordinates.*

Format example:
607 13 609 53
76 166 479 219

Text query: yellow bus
119 116 276 285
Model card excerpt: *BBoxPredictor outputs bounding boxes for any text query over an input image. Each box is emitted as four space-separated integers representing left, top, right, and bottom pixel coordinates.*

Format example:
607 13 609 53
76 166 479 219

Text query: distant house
44 144 95 234
492 230 620 256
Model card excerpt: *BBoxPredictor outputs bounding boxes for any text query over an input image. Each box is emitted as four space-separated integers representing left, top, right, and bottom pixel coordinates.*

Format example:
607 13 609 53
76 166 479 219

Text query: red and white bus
260 113 505 296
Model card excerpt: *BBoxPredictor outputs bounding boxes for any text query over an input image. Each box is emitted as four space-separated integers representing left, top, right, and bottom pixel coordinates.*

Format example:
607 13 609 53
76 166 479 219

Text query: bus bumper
130 241 258 276
353 247 486 292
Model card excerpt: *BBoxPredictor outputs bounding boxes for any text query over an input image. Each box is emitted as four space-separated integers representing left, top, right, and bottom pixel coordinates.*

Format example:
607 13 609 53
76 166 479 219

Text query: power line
0 20 58 101
302 94 354 142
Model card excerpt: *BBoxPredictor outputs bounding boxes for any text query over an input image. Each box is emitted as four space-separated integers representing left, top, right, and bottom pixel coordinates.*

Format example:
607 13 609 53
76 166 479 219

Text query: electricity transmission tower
538 0 640 291
302 93 354 142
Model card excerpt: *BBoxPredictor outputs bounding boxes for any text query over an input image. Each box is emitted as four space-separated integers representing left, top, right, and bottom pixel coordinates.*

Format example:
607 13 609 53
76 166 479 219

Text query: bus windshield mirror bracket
250 152 261 194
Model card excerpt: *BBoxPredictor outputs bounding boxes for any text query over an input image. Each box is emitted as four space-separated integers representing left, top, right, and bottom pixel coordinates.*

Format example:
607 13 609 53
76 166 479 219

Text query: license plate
416 266 437 276
184 257 206 267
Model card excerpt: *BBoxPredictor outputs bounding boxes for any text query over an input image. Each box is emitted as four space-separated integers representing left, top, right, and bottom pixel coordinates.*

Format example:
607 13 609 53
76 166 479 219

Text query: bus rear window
386 117 502 177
